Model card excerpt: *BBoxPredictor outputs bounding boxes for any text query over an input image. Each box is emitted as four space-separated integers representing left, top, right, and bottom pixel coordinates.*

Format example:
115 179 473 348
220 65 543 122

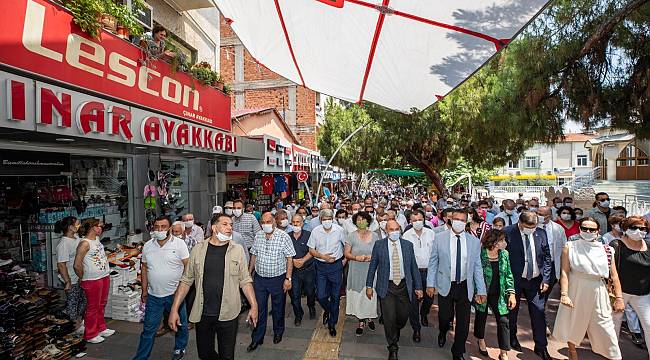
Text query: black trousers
474 292 511 351
379 280 410 351
290 266 316 319
409 269 433 330
195 316 238 360
438 281 471 356
509 276 548 349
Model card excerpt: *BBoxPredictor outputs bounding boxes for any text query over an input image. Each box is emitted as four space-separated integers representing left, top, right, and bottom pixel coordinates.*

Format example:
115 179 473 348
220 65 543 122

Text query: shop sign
296 171 308 182
267 157 277 166
0 149 70 176
0 71 238 154
0 0 231 131
267 139 277 151
285 159 292 167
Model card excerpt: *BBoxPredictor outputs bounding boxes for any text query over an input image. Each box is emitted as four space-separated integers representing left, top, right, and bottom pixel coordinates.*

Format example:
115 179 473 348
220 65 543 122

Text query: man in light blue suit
427 209 487 360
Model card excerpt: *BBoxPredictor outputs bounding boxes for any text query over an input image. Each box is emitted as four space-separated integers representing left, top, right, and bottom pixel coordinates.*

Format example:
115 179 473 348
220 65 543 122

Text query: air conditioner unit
128 0 153 31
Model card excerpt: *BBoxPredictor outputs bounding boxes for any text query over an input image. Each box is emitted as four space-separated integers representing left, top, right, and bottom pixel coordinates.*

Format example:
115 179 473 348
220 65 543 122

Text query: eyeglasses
629 225 648 231
580 226 598 233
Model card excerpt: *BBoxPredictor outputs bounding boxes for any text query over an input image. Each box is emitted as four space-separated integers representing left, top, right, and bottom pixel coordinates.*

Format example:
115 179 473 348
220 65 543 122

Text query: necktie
455 235 462 282
391 242 401 285
507 214 512 226
525 234 533 280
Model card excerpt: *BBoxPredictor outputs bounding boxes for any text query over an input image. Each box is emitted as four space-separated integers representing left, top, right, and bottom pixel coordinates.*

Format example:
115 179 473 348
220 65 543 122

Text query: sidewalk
84 296 647 360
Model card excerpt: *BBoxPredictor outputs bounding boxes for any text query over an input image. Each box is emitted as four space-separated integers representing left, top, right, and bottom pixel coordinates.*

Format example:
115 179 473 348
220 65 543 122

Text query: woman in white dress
552 217 625 360
344 211 379 336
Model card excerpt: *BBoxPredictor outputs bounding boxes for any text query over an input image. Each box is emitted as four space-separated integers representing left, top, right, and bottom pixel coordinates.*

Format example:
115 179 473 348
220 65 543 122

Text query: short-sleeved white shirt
402 227 436 269
56 236 80 284
142 236 190 297
307 224 346 262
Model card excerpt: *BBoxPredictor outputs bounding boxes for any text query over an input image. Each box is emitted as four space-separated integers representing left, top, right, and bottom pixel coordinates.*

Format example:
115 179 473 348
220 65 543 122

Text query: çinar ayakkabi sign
0 0 231 131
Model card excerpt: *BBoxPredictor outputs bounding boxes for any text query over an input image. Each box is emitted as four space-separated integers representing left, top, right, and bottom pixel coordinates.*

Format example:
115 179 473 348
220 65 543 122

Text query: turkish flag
262 175 274 195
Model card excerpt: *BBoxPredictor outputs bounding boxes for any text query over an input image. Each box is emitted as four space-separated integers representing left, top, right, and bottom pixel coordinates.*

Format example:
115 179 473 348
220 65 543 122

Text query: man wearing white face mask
232 199 262 250
182 213 204 252
586 192 612 235
496 200 519 227
308 209 346 337
275 210 291 233
427 209 486 360
288 215 316 326
503 211 552 359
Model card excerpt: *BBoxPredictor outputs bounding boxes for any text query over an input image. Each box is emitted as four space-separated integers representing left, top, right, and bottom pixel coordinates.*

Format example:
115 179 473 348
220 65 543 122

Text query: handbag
604 242 620 308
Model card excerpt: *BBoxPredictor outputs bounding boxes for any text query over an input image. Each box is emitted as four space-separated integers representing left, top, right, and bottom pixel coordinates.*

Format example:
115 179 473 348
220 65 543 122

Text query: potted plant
190 61 223 89
63 0 144 40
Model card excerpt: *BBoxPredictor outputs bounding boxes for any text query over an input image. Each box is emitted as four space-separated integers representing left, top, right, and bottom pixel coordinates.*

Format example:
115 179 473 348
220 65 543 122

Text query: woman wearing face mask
574 208 584 221
73 219 114 344
552 217 624 360
55 216 85 332
468 208 492 241
555 206 580 238
610 216 650 357
344 211 379 336
602 215 626 245
473 230 516 360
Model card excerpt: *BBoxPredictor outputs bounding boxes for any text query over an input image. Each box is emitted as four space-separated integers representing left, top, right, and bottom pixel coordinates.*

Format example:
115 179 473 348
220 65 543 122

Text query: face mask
413 220 424 231
451 220 466 233
322 220 333 229
301 215 307 220
576 214 584 220
356 220 368 230
337 218 345 226
280 219 289 228
564 202 573 208
554 203 562 209
292 226 301 233
505 209 513 215
312 212 319 217
262 224 274 234
233 209 243 217
626 229 647 241
388 231 401 241
225 208 233 216
537 216 547 225
380 220 387 230
529 207 538 212
425 211 433 218
599 200 610 208
184 220 194 228
522 227 535 236
560 213 572 221
151 230 167 241
580 231 597 241
216 232 232 241
496 241 507 250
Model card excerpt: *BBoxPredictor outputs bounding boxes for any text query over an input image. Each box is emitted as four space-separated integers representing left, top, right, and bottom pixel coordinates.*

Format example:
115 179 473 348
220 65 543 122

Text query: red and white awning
217 0 549 112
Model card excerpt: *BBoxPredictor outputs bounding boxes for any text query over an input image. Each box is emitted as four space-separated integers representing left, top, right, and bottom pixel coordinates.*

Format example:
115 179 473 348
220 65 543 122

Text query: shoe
246 342 261 352
477 340 488 356
355 326 364 336
438 331 446 348
86 335 104 344
367 320 376 332
309 307 316 319
632 332 645 346
329 326 337 337
99 329 115 337
510 338 522 352
452 355 467 360
412 330 421 343
534 347 552 360
322 312 329 326
273 335 282 344
420 315 428 327
294 318 302 327
171 349 185 360
388 349 398 360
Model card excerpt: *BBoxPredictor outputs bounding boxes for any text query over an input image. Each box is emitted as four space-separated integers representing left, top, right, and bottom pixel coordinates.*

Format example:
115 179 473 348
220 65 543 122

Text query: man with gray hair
182 213 204 252
308 208 346 337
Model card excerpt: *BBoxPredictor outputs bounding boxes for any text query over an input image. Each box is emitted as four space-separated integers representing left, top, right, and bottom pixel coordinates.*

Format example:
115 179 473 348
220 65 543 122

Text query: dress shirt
308 216 321 232
307 223 346 262
449 231 468 281
541 223 554 259
520 230 540 279
184 225 205 251
387 239 405 280
250 229 296 278
495 211 519 226
402 227 435 269
232 213 262 248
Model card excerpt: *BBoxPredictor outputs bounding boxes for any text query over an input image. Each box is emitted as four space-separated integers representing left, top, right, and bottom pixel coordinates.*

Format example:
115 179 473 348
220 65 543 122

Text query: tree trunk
421 162 446 196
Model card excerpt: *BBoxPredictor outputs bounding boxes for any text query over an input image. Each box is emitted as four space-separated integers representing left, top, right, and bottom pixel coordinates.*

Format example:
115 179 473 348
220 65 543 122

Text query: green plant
223 84 232 95
190 62 221 87
64 0 144 39
112 1 144 36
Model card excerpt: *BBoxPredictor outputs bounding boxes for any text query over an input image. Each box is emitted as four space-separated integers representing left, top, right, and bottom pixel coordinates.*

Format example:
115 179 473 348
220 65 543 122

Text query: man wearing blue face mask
288 214 316 326
586 192 612 235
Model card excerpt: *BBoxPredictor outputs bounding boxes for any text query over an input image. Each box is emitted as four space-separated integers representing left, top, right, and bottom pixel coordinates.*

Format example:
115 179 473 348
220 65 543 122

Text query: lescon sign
0 0 231 131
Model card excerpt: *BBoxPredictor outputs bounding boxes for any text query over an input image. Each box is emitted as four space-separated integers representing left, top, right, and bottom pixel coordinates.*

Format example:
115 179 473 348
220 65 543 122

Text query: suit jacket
366 238 422 301
503 224 552 287
543 221 567 279
427 230 487 301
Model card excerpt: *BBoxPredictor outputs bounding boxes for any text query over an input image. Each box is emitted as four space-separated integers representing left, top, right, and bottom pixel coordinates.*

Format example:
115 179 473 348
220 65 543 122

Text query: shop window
159 160 189 221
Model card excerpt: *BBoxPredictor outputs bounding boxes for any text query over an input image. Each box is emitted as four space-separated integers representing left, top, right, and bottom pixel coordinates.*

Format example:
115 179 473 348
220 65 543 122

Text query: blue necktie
455 235 461 282
525 234 533 280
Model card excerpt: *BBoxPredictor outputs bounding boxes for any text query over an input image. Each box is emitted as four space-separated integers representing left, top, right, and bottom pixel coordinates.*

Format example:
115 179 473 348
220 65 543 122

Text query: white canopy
217 0 549 112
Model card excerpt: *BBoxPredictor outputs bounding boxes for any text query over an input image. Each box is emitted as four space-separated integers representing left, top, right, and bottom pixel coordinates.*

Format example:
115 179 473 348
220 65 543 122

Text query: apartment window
576 154 588 167
524 156 539 169
507 160 519 169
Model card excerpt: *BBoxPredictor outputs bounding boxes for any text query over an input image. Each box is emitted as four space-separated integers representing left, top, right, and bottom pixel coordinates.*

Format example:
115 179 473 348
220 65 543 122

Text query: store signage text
0 0 231 131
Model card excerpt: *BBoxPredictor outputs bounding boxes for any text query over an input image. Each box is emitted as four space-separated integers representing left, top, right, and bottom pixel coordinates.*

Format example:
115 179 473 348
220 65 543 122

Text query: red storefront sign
292 144 311 171
0 0 231 131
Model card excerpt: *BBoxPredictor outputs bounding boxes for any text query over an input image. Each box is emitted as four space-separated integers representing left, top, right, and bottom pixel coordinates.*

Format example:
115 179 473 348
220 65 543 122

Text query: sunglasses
580 226 598 233
629 225 648 231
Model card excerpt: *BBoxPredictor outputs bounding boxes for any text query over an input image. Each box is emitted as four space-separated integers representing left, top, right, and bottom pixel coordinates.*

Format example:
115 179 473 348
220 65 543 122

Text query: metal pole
316 122 370 202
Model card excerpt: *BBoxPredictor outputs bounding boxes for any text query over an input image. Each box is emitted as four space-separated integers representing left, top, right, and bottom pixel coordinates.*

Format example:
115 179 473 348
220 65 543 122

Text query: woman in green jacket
473 229 517 360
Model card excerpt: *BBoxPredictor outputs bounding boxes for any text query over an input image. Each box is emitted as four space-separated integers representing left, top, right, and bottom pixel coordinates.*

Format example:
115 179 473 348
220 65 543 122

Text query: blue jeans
133 294 188 360
251 273 287 344
625 303 642 333
315 259 343 328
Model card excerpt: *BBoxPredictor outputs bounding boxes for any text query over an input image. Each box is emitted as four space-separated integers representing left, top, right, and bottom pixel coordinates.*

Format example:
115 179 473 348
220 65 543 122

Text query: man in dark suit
504 211 552 360
366 220 423 360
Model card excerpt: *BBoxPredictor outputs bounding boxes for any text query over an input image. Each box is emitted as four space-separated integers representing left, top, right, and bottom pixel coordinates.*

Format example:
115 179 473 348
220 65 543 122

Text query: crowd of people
53 187 650 360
